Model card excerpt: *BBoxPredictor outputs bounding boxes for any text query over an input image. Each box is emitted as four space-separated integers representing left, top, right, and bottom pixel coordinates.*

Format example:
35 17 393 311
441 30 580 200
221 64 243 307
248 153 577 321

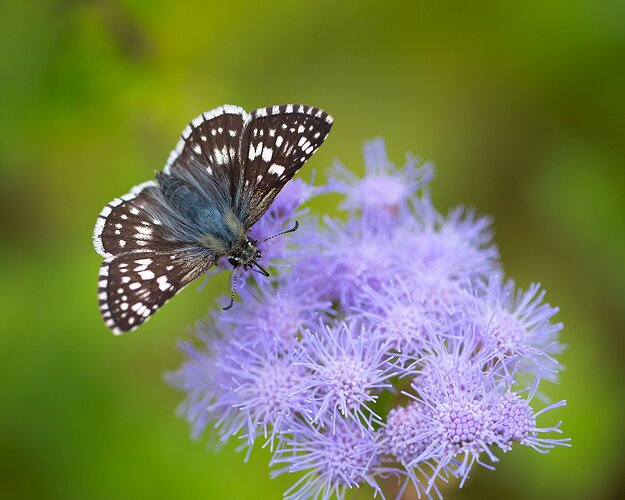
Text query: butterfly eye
228 257 239 268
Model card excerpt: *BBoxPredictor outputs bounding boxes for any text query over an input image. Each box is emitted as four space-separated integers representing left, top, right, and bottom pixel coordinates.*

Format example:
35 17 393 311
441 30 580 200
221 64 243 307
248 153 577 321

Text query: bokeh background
1 1 624 498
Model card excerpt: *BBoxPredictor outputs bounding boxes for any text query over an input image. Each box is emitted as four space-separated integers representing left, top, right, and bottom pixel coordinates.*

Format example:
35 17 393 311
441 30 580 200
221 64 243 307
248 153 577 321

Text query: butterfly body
94 104 333 334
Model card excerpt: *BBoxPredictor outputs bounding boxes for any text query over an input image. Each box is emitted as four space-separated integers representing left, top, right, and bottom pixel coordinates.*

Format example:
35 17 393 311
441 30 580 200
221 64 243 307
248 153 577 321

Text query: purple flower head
169 139 568 498
271 418 385 500
408 199 500 286
477 277 564 380
291 216 405 308
165 322 236 441
328 139 434 229
398 334 568 491
492 376 570 454
300 320 397 430
382 402 433 464
215 336 313 452
216 276 334 347
357 275 476 355
404 368 502 490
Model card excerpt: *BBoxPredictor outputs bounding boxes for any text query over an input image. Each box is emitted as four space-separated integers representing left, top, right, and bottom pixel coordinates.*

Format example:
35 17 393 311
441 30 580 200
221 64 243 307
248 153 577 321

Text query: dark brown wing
162 105 248 205
98 250 214 334
237 104 333 228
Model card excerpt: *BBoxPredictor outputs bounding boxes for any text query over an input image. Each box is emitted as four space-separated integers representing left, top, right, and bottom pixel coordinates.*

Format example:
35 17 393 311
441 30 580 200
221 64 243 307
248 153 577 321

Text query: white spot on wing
138 270 155 280
262 147 273 162
268 164 285 176
157 276 170 291
214 147 224 165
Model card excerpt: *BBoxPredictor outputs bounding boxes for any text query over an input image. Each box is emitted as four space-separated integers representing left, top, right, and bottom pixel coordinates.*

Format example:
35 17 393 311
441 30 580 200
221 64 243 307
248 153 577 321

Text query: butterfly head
228 237 262 271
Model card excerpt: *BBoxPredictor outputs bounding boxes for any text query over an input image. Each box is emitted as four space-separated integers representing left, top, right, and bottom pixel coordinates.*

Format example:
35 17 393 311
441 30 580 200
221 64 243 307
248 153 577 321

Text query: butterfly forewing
238 105 333 227
98 250 214 333
94 181 185 258
163 105 248 203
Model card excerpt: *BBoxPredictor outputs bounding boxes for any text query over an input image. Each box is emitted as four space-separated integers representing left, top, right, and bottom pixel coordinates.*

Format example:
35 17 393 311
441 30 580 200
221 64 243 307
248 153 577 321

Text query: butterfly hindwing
98 250 214 333
238 105 333 227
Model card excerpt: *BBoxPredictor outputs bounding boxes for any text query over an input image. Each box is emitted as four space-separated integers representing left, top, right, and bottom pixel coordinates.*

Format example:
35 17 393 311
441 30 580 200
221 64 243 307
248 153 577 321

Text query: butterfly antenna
222 267 240 311
258 220 299 245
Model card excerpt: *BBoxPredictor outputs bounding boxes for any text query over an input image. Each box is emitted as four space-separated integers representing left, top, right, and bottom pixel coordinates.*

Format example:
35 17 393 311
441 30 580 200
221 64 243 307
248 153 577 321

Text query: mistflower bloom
380 402 440 498
166 323 236 441
299 321 397 429
328 138 433 228
396 333 568 491
216 276 334 346
408 198 501 287
290 216 406 307
356 276 476 355
270 418 385 500
168 139 568 498
492 377 569 453
215 335 313 451
400 356 507 489
476 276 564 380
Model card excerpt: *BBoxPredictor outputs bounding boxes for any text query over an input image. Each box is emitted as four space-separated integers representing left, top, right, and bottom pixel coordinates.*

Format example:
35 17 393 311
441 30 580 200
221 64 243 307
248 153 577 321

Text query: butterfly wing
162 105 248 205
237 105 333 227
98 250 214 333
93 180 186 258
94 181 214 333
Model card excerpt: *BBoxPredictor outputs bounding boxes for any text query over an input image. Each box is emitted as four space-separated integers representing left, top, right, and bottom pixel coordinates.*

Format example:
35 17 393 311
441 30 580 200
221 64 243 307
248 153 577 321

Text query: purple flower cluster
168 139 569 499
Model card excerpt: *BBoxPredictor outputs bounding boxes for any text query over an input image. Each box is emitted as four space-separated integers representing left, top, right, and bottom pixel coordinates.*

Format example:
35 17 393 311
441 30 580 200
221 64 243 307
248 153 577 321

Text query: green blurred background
1 0 624 498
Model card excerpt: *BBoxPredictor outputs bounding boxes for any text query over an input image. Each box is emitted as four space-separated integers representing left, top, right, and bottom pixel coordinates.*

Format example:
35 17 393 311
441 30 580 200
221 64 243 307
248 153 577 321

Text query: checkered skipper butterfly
93 104 333 333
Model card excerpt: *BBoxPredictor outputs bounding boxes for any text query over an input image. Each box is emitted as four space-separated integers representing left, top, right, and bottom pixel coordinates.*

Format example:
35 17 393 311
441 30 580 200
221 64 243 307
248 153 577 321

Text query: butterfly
93 104 333 334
